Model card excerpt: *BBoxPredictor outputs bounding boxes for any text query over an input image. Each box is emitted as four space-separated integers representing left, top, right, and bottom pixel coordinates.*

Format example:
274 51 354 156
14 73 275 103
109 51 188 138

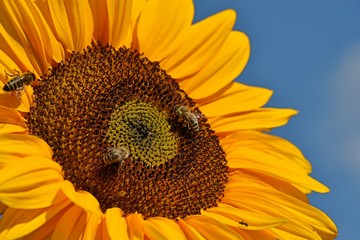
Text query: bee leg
116 158 127 175
4 69 11 77
5 69 19 77
12 87 25 99
12 91 21 99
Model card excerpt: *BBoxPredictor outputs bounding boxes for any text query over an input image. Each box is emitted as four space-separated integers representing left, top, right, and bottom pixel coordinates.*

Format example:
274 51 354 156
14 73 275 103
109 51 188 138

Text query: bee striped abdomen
3 78 25 92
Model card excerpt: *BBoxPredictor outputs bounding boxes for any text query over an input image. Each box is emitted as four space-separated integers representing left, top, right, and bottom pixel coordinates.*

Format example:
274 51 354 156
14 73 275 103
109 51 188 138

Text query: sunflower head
0 0 337 239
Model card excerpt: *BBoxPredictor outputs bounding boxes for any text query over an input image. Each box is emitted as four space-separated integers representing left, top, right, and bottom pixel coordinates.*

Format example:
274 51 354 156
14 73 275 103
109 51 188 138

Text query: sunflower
0 0 337 239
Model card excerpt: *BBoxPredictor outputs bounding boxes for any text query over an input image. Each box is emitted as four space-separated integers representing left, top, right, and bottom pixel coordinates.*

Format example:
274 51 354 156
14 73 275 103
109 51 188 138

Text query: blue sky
194 1 360 239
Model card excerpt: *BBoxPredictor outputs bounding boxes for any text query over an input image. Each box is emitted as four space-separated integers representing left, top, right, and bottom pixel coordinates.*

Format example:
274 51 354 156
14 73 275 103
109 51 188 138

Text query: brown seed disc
26 43 228 219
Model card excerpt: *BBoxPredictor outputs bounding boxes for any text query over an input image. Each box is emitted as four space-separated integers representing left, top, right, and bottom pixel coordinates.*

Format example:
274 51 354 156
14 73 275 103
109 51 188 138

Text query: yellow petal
185 215 243 240
0 156 64 208
0 199 71 239
34 0 68 62
0 88 33 114
0 104 28 133
60 180 100 213
130 0 147 33
2 1 41 70
22 211 64 240
280 223 324 240
198 83 272 117
136 0 194 62
83 212 104 240
208 108 298 133
177 219 206 240
6 1 64 73
0 154 61 172
48 0 93 51
182 32 250 99
0 133 52 158
94 214 110 240
51 204 87 240
128 0 147 50
125 213 145 240
143 217 187 240
161 10 235 79
200 210 241 228
0 124 27 134
0 183 65 209
103 0 131 48
222 194 324 240
226 142 329 193
90 0 132 48
223 172 335 239
88 0 107 42
270 228 321 240
105 208 128 240
0 105 27 127
21 0 65 64
221 131 311 173
227 170 309 203
229 227 276 240
0 3 34 72
0 50 20 79
205 203 288 230
222 188 337 239
25 216 60 239
291 184 313 195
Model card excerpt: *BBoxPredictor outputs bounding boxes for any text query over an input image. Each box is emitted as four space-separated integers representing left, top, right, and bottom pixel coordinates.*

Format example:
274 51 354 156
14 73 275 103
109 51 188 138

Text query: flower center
26 43 228 219
106 100 178 167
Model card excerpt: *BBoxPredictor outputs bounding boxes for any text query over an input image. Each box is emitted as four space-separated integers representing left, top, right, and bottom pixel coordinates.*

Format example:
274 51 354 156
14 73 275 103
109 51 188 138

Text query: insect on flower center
106 101 178 167
26 43 228 219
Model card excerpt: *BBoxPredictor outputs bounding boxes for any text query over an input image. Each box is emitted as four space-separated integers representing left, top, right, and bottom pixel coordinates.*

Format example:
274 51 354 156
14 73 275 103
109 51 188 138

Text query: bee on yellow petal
3 70 35 99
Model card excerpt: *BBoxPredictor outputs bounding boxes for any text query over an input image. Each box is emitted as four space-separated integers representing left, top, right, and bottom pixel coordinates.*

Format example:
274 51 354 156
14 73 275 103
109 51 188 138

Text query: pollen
26 43 228 219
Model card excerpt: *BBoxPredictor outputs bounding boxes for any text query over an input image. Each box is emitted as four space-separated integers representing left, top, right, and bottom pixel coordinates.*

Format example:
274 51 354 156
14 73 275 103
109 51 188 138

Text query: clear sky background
194 1 360 239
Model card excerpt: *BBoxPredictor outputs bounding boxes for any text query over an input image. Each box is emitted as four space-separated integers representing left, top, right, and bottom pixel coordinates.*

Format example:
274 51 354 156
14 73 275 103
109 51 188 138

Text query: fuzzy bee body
103 146 130 165
3 70 35 98
174 105 201 132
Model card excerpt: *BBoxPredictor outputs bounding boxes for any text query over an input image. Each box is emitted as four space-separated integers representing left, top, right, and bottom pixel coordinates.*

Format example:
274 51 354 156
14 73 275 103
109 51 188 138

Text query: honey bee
3 70 35 99
128 118 154 140
174 105 201 132
103 146 130 165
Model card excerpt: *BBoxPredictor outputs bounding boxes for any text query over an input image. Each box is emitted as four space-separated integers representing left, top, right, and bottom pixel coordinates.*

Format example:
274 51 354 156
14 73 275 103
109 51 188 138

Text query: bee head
24 72 36 84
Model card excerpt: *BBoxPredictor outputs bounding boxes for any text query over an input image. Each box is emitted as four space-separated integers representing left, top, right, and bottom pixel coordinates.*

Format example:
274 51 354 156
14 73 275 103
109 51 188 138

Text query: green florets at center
106 101 178 167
